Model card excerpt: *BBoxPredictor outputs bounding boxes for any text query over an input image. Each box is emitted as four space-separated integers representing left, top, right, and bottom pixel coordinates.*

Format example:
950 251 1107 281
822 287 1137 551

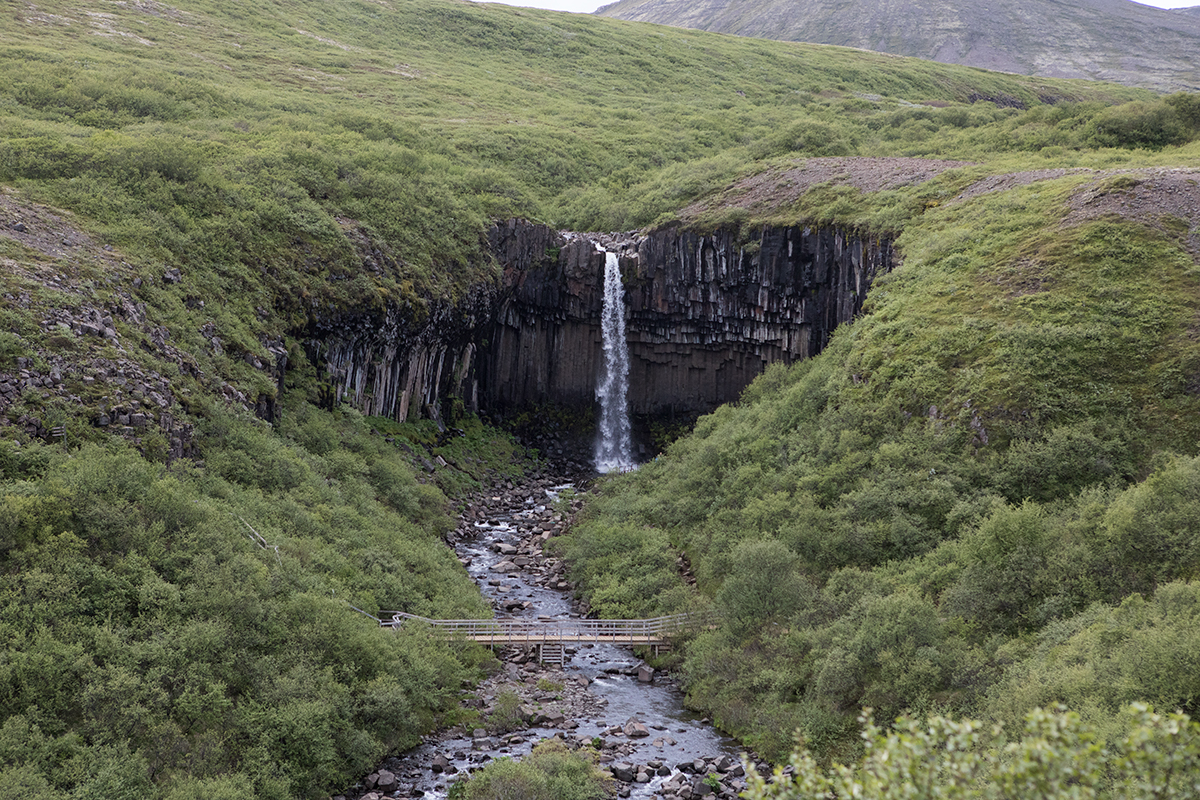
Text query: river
341 475 752 800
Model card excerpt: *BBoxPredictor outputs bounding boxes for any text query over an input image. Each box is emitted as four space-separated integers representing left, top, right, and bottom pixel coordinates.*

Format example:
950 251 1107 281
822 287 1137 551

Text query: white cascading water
594 250 634 474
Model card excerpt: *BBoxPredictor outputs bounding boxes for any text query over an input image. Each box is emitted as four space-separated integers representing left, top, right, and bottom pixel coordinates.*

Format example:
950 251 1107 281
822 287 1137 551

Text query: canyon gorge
310 220 897 459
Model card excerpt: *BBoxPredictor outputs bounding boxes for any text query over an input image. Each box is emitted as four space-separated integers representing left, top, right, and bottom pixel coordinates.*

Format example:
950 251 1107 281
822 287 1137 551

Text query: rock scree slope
596 0 1200 91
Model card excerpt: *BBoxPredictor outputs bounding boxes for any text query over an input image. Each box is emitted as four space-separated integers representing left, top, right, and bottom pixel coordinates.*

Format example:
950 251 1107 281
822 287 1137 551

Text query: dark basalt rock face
482 220 895 418
482 223 608 414
307 219 896 435
306 282 498 427
629 224 890 415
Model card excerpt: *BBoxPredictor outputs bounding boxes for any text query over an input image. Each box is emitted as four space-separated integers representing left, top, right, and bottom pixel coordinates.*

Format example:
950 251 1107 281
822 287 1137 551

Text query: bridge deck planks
377 610 707 647
461 633 662 644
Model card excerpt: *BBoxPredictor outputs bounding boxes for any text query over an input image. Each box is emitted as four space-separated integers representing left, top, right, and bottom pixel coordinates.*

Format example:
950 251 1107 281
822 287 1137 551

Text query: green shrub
1101 455 1200 594
459 740 610 800
942 502 1071 634
0 332 29 369
1087 100 1190 149
986 582 1200 730
716 539 816 631
0 402 493 798
163 775 258 800
0 765 57 800
744 704 1200 800
486 689 525 733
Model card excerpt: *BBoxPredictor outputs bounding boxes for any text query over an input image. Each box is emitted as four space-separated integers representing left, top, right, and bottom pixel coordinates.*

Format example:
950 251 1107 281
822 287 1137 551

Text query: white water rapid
594 250 635 474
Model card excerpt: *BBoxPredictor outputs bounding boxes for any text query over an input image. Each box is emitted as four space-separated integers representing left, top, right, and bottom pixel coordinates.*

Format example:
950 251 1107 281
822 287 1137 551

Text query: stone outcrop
630 223 891 414
481 223 607 414
481 219 895 418
310 219 895 436
306 282 499 426
0 296 203 462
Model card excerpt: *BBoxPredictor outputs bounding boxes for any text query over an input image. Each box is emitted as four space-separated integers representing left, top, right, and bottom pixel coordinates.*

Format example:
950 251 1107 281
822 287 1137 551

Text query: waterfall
594 250 634 474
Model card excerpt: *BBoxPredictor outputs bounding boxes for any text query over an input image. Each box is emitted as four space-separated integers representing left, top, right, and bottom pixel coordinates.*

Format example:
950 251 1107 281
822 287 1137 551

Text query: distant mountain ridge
595 0 1200 91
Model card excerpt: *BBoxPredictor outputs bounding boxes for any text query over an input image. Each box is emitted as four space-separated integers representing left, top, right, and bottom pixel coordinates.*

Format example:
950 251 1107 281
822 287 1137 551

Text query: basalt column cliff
482 220 896 420
310 220 895 433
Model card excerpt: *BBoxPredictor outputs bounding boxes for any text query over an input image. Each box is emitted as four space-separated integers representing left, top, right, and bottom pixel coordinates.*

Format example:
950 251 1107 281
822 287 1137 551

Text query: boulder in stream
623 719 650 738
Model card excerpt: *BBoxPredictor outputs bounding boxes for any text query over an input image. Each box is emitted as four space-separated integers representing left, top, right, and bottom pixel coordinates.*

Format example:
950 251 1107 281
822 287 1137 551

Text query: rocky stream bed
336 473 765 800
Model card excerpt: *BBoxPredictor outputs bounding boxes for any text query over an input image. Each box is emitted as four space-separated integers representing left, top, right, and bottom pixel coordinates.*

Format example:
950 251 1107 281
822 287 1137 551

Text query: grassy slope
0 400 533 800
563 169 1200 761
2 0 1200 796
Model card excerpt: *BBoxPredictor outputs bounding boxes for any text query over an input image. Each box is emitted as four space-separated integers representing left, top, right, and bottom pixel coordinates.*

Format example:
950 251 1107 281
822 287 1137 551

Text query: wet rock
715 755 742 775
611 762 636 782
341 472 749 800
624 720 650 738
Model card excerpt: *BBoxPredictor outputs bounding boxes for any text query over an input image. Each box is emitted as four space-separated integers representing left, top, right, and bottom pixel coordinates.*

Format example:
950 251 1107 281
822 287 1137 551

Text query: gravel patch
1063 168 1200 257
680 156 975 220
677 158 1200 261
949 168 1093 201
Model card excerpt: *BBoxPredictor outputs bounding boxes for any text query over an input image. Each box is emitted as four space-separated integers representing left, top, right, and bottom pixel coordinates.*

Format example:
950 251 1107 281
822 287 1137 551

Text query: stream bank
338 472 764 800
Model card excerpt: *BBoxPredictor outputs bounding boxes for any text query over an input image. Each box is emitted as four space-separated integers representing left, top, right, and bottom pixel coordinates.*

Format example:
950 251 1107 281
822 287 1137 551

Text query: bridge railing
377 610 714 642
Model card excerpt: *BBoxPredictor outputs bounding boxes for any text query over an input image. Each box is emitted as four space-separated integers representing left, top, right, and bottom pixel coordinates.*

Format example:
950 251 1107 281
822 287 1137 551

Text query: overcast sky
482 0 1198 11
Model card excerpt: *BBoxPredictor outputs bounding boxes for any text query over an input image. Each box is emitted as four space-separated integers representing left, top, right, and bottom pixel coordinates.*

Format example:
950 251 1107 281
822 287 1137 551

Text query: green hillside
2 0 1200 797
0 0 1155 281
563 168 1200 762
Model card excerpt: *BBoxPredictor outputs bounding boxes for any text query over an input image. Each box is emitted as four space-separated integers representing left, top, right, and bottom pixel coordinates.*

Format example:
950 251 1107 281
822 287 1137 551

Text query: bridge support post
538 642 566 666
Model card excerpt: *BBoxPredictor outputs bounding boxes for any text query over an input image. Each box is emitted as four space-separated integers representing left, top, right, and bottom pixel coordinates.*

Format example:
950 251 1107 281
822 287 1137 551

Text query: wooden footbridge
378 611 709 664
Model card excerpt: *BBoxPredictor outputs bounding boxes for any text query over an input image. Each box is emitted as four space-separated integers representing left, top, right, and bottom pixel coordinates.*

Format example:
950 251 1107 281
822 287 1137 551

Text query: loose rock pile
0 282 278 461
1 198 290 458
447 476 584 609
607 752 748 799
